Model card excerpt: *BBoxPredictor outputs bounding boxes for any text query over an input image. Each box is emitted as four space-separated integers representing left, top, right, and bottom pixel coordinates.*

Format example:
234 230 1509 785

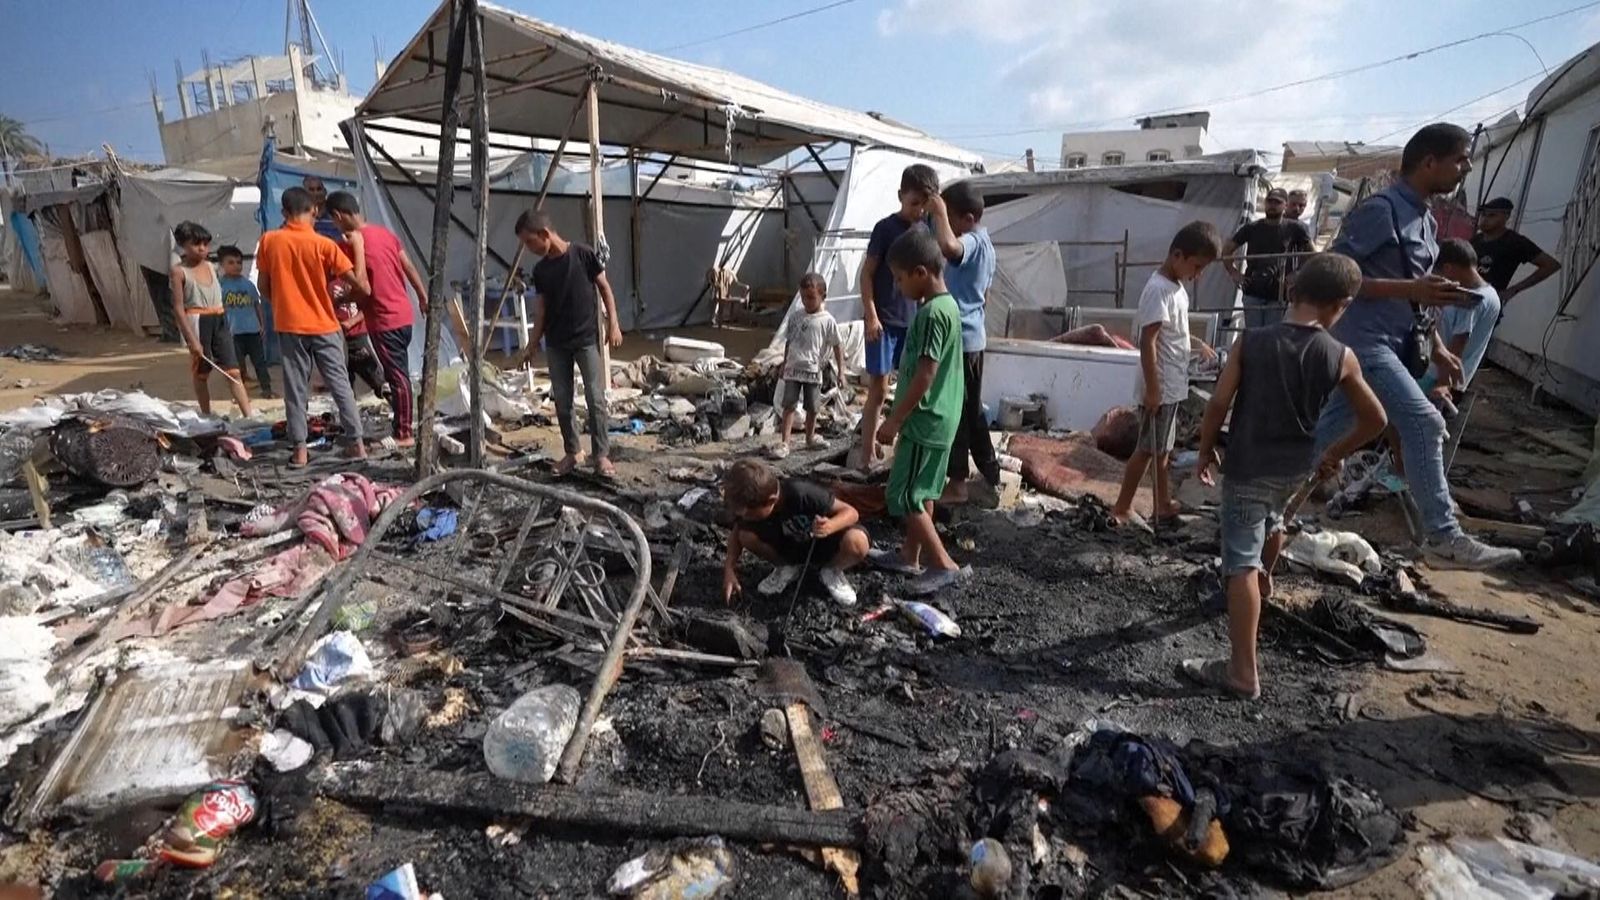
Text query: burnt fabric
1307 594 1425 662
1062 730 1406 890
281 692 387 760
1185 746 1406 890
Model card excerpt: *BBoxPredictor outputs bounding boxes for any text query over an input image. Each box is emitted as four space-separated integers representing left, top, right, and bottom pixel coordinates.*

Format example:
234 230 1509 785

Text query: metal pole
414 0 469 477
466 0 489 467
628 150 642 324
587 79 611 396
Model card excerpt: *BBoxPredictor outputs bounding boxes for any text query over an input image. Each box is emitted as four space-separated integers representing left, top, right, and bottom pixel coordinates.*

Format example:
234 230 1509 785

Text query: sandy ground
3 284 1599 895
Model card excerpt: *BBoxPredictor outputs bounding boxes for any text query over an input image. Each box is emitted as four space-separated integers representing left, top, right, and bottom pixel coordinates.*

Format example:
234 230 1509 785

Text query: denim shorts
864 325 908 377
1220 474 1303 575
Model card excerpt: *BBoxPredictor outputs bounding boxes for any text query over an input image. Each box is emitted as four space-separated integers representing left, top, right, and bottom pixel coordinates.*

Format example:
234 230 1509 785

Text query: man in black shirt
512 210 624 477
1223 188 1314 328
1471 197 1561 304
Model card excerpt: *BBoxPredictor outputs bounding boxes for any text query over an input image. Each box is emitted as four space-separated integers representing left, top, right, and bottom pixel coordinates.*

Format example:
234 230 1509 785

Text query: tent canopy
359 0 980 168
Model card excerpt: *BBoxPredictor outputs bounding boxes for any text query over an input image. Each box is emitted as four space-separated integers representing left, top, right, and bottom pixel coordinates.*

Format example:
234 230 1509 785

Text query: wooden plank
20 461 50 529
1459 514 1545 547
786 703 861 896
1516 426 1592 462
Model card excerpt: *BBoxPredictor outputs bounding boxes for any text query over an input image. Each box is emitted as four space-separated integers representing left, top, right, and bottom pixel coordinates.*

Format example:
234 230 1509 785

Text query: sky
4 0 1600 168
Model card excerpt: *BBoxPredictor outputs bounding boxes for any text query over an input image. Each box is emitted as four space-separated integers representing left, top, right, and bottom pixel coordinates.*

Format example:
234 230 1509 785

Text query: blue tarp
255 137 357 231
7 211 46 288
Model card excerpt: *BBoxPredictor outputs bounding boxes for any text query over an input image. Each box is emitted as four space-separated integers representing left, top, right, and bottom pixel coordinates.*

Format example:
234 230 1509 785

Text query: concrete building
1280 140 1401 178
1060 112 1217 169
153 47 360 166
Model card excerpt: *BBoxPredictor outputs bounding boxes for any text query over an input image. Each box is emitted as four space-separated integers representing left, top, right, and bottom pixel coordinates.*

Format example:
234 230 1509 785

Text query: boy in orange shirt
256 186 370 466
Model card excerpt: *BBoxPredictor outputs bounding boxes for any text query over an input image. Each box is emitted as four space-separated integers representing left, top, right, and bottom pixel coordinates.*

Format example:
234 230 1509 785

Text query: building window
1064 153 1087 169
1147 150 1171 162
1102 151 1124 166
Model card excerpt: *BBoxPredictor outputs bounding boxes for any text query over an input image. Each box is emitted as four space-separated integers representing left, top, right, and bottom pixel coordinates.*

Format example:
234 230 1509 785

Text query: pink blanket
126 473 406 638
242 473 406 560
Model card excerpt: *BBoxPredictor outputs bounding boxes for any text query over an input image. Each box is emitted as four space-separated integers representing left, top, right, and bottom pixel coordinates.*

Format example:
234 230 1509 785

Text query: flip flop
1179 658 1259 700
905 565 973 597
595 459 618 478
868 547 922 576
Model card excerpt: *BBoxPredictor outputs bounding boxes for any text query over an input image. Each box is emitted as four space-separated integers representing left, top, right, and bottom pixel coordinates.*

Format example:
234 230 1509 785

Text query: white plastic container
663 336 726 363
483 684 581 783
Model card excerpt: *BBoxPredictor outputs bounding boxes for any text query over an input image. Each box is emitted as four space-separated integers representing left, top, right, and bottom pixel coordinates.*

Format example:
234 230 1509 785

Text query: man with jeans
1316 123 1520 569
511 210 623 477
1223 188 1312 328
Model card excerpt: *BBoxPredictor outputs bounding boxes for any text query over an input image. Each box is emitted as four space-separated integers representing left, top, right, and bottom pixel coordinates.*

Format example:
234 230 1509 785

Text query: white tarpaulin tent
352 0 977 373
362 2 980 168
973 151 1266 318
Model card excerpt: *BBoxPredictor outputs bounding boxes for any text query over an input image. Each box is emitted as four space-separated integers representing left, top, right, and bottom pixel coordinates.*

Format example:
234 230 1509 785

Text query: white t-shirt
783 309 841 384
1132 272 1191 406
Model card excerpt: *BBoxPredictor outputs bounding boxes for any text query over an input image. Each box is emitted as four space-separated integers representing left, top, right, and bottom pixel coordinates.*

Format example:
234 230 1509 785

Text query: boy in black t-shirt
512 210 624 477
722 459 869 607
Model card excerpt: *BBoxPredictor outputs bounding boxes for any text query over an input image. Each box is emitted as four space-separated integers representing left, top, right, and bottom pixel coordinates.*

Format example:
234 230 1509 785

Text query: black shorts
739 525 860 566
189 313 238 375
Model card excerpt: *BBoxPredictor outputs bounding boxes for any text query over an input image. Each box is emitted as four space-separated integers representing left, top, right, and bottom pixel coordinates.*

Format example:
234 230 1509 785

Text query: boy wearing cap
1472 197 1561 305
1223 188 1314 328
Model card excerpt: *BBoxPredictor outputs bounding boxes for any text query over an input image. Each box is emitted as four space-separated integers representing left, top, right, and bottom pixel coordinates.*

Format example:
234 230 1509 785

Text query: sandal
1179 658 1259 700
595 457 617 478
553 455 579 476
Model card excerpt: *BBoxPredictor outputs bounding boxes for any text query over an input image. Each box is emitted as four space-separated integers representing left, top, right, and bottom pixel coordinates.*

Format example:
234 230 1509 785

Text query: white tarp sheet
362 2 980 168
114 172 255 274
977 159 1259 315
989 242 1069 339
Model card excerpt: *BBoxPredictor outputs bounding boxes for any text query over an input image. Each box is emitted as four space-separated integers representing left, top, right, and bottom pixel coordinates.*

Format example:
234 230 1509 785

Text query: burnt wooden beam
319 766 863 848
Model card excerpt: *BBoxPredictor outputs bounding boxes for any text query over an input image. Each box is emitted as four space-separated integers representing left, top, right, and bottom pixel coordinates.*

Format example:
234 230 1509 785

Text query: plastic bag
292 631 374 693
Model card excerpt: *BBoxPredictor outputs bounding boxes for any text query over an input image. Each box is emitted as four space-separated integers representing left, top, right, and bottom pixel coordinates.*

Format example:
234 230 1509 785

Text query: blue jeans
1242 295 1281 329
1315 343 1457 538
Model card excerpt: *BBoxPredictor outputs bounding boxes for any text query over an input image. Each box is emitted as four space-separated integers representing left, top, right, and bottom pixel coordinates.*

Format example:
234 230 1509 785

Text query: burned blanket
1060 729 1406 890
242 473 406 560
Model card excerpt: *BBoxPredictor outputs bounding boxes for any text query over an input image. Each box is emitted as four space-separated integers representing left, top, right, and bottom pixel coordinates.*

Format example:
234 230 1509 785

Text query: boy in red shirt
327 191 427 447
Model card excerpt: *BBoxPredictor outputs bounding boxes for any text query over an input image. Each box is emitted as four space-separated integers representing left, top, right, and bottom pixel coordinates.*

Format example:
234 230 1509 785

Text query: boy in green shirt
870 229 970 595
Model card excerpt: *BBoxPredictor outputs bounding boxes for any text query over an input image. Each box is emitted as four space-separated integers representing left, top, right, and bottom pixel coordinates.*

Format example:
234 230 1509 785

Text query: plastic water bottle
483 684 582 783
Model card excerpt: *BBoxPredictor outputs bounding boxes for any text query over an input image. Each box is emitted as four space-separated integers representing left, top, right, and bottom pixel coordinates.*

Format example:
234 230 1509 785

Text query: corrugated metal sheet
14 659 251 824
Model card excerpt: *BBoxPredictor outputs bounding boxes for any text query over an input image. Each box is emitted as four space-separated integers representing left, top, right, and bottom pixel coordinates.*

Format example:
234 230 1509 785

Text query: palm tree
0 115 45 162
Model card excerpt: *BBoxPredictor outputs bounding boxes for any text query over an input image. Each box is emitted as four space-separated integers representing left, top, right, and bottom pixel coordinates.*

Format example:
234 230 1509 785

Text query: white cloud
879 0 1355 157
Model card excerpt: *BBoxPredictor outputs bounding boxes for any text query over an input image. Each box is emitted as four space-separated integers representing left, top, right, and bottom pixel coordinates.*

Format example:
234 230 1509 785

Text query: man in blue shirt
928 181 999 505
1315 123 1520 570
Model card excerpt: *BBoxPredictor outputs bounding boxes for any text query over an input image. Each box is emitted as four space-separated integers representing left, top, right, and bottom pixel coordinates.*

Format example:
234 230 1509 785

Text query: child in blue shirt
217 245 273 399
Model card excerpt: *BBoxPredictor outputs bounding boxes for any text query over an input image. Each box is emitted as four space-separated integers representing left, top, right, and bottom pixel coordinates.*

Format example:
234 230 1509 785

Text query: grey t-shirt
783 310 841 384
1224 322 1346 481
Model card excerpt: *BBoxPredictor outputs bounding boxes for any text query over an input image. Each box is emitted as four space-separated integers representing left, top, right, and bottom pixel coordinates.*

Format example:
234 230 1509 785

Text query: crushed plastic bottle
483 684 582 783
895 599 961 639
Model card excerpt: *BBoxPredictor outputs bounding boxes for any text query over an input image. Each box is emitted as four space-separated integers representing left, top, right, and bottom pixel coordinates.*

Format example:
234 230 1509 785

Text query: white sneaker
819 567 857 606
758 564 802 595
770 443 791 460
807 435 828 449
1424 534 1522 570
